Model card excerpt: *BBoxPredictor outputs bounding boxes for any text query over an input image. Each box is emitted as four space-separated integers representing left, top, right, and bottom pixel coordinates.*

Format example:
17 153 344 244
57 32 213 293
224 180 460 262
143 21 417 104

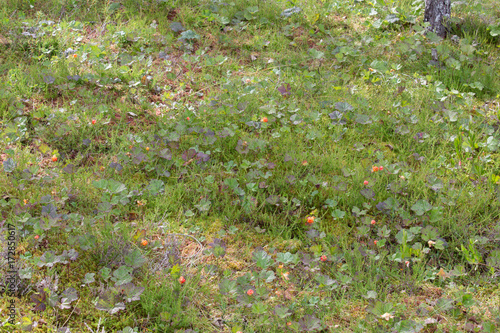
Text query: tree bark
424 0 451 38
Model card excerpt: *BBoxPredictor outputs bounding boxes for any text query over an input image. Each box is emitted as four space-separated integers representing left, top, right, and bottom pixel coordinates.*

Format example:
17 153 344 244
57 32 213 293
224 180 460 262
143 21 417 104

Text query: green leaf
224 178 239 189
19 267 32 279
372 19 383 29
411 199 433 216
194 198 211 213
95 289 126 314
251 301 268 315
219 279 238 296
485 136 499 152
259 270 276 283
371 301 394 316
429 207 443 222
421 226 439 242
170 22 185 32
385 14 399 23
276 252 299 265
121 282 145 302
178 30 200 41
111 266 133 286
20 316 33 331
78 235 97 251
100 267 111 281
274 305 292 318
335 102 353 112
93 179 127 194
489 24 500 36
436 298 454 311
145 179 164 196
377 225 391 238
253 250 273 269
308 48 324 59
298 315 322 331
468 81 483 91
158 148 172 160
281 7 302 17
434 239 445 250
314 274 337 288
37 251 61 268
395 229 415 244
124 249 146 268
82 273 95 284
3 158 16 172
331 209 345 219
117 327 138 333
324 198 338 208
59 288 78 309
246 182 258 192
106 180 127 194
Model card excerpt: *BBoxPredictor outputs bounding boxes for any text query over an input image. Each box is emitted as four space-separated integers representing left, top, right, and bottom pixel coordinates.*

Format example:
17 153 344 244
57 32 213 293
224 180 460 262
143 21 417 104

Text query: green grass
1 0 500 332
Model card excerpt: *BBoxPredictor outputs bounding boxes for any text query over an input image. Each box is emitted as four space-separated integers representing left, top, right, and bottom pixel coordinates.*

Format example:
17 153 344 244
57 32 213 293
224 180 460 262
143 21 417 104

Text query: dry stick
61 299 81 328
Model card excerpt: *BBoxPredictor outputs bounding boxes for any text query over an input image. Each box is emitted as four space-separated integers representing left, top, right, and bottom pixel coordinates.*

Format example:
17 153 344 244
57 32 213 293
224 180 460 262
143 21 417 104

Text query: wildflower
186 117 190 121
91 119 96 125
35 235 39 240
371 219 376 225
369 68 374 72
400 175 405 180
141 239 148 246
52 155 58 162
374 240 378 245
287 322 292 326
379 166 384 171
179 276 186 284
282 272 289 280
146 147 150 151
372 166 379 172
306 216 315 224
381 313 394 321
247 289 254 296
363 180 369 185
23 199 28 205
261 117 268 123
320 255 327 262
73 54 77 58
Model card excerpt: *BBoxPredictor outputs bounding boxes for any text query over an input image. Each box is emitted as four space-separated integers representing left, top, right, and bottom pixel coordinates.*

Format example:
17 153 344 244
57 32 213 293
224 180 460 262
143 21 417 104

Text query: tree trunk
424 0 451 38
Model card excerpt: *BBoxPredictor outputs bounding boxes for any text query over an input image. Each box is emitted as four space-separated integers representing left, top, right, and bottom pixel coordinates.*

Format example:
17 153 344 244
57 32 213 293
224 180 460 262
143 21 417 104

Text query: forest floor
0 0 499 332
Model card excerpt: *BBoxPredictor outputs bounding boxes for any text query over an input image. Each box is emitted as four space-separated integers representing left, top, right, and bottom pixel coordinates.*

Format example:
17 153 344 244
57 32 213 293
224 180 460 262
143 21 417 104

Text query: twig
84 317 105 333
61 299 80 328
